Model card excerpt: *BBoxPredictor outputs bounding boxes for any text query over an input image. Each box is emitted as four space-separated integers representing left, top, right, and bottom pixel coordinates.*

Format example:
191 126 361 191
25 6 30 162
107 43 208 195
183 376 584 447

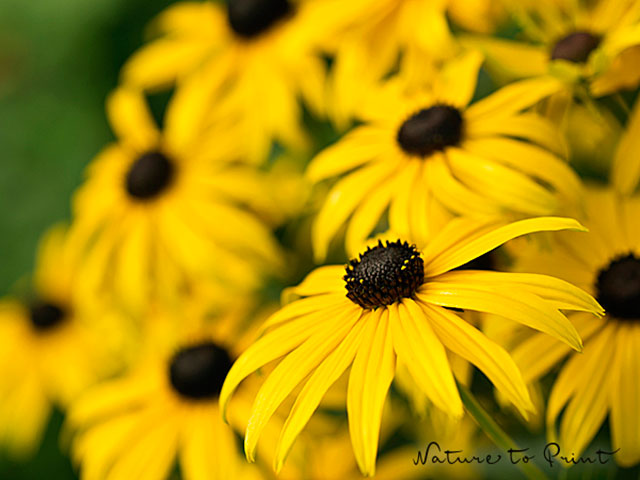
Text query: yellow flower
447 0 507 34
310 52 580 260
503 187 640 467
465 0 640 96
122 0 344 162
0 226 112 457
220 216 602 476
71 86 281 314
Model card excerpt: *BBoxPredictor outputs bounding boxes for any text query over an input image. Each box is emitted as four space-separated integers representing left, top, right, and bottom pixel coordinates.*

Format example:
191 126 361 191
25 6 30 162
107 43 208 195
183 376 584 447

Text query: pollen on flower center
550 31 601 63
169 342 233 400
227 0 293 38
30 301 66 331
125 151 175 200
397 105 463 157
596 253 640 321
344 240 424 309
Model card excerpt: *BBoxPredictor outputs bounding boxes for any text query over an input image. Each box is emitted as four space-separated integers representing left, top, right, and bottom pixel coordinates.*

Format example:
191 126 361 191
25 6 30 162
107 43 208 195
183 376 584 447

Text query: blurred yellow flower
466 0 640 96
310 52 580 260
71 87 282 314
220 216 601 476
123 0 350 162
0 226 113 457
612 97 640 195
504 187 640 467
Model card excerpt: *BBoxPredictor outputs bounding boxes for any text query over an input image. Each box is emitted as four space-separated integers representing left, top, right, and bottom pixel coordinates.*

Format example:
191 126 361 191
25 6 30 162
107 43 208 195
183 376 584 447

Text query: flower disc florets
345 240 424 309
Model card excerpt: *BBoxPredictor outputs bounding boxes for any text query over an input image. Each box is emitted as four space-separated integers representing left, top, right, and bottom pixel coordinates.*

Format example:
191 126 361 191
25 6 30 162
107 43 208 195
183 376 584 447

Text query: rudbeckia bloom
466 0 640 96
123 0 344 161
504 188 640 466
0 226 111 457
310 52 580 259
220 216 602 476
71 86 281 314
68 315 278 480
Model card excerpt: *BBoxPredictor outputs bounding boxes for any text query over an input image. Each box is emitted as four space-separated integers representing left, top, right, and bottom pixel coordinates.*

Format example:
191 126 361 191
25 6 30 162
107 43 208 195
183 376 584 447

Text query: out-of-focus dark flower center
596 253 640 321
550 31 601 63
227 0 292 38
345 240 424 309
397 105 463 157
125 151 175 200
30 301 66 331
169 342 233 400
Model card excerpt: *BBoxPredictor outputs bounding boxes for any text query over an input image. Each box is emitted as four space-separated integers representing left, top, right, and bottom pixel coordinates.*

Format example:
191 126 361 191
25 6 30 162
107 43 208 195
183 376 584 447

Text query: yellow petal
612 97 640 195
436 50 484 108
347 309 395 476
390 301 463 418
419 281 583 351
106 88 159 151
422 216 586 276
610 324 640 466
274 317 368 472
422 303 534 418
244 313 359 462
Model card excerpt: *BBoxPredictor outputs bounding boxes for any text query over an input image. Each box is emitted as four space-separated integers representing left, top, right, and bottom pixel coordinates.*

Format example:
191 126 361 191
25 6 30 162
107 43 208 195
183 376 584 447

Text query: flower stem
458 381 549 480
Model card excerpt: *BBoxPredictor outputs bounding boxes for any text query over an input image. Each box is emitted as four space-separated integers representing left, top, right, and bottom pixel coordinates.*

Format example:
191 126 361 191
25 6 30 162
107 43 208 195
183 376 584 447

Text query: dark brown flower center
227 0 292 38
345 240 424 309
29 301 66 331
125 151 175 200
397 105 463 157
169 342 233 400
596 253 640 321
550 31 601 63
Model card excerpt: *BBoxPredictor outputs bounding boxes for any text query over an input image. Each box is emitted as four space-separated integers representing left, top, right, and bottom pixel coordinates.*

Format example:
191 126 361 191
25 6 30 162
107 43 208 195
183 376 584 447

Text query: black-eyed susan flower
310 52 580 259
503 187 640 467
0 226 112 457
466 0 640 96
220 216 603 476
71 86 281 314
122 0 346 162
68 306 275 480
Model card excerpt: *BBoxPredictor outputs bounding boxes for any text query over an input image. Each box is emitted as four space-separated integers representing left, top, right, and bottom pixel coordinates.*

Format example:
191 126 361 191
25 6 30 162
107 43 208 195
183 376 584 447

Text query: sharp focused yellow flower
0 226 112 457
71 86 281 314
503 187 640 467
310 52 580 260
466 0 640 96
220 216 602 476
122 0 348 162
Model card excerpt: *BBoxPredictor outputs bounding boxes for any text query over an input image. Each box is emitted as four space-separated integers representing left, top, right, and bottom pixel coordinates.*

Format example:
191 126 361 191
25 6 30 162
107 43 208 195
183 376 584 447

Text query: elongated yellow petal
466 76 563 120
433 270 603 315
388 161 421 240
219 307 350 420
612 97 640 195
422 303 534 418
436 50 484 108
558 330 616 458
312 161 397 261
546 324 615 434
244 313 358 462
422 216 586 276
306 126 391 182
274 318 368 472
347 309 395 476
463 137 581 203
418 282 583 351
286 267 347 298
466 112 567 156
610 325 640 466
511 313 605 383
260 295 350 332
446 147 558 215
106 88 159 151
390 301 463 418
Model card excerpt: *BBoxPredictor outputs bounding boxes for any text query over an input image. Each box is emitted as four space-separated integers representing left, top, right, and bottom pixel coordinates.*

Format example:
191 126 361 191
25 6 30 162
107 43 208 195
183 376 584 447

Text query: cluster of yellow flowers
3 0 640 478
